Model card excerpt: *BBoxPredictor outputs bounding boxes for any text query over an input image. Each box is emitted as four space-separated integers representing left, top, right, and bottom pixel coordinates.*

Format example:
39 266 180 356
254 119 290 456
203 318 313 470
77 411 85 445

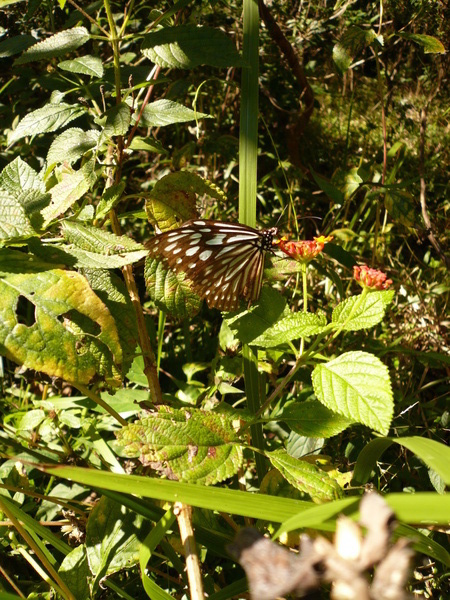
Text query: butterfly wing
146 220 273 311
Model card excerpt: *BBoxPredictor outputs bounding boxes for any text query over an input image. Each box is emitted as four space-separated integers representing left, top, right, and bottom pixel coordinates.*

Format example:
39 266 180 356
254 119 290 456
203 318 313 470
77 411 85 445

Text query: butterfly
146 219 278 311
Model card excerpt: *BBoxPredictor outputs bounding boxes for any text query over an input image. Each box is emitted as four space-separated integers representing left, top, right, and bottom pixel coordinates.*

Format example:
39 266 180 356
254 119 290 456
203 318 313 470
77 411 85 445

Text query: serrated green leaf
276 399 353 438
139 99 212 128
0 34 36 58
145 171 225 230
332 290 394 331
312 351 393 434
224 287 287 344
0 189 36 240
8 103 87 145
59 545 90 600
95 182 125 221
333 26 378 74
251 312 328 348
47 128 99 168
145 255 202 318
0 157 44 195
85 496 151 590
18 409 46 431
61 220 145 254
0 250 122 385
14 26 90 65
267 449 343 502
397 33 446 54
43 162 93 225
116 407 243 485
98 102 131 139
141 25 242 69
58 54 104 77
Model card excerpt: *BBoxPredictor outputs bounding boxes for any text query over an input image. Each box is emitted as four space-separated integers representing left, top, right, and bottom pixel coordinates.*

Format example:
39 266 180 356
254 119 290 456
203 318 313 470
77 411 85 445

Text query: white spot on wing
206 235 225 245
193 220 206 226
199 250 213 261
186 246 199 256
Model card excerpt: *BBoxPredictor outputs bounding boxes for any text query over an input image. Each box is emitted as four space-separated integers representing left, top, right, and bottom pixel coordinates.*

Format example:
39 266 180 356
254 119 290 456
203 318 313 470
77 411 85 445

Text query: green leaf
224 287 287 344
0 34 36 58
85 496 151 590
18 409 46 431
47 128 99 168
310 167 344 203
57 54 104 77
333 26 378 74
251 312 328 348
8 103 87 145
276 399 354 438
141 25 242 69
311 351 394 435
14 26 90 65
0 250 122 385
116 406 243 485
267 449 343 502
42 162 92 225
352 436 450 486
145 255 202 318
139 99 212 128
60 221 147 268
128 136 167 154
0 157 44 195
0 188 37 241
140 508 176 600
95 182 126 221
98 102 131 139
384 188 417 227
59 545 90 600
332 290 394 331
397 33 446 54
145 171 224 231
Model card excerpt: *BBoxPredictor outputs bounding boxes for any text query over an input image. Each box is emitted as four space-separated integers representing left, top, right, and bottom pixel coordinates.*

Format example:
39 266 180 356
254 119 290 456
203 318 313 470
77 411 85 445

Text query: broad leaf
59 545 90 600
145 171 224 230
97 102 132 139
224 287 287 344
333 26 378 74
267 449 343 502
116 406 243 485
8 103 87 145
0 34 36 58
0 189 37 240
312 351 393 435
0 250 122 385
139 99 212 128
145 256 202 318
58 54 104 77
95 182 126 221
0 156 44 194
14 26 90 65
47 128 99 168
141 25 242 69
251 312 328 348
332 290 394 331
85 496 151 591
43 162 93 224
397 33 446 54
384 188 416 227
276 399 354 438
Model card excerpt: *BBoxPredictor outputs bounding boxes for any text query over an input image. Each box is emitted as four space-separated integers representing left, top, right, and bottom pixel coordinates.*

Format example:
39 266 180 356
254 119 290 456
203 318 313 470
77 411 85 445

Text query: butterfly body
146 220 278 311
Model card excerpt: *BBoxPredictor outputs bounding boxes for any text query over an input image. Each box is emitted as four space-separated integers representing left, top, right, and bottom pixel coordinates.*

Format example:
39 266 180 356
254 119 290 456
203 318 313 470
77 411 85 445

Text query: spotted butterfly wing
146 220 278 311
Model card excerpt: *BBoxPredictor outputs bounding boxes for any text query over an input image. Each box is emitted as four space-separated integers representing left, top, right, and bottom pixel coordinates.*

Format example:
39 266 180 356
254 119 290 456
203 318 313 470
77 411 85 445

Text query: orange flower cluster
275 235 333 263
353 265 393 290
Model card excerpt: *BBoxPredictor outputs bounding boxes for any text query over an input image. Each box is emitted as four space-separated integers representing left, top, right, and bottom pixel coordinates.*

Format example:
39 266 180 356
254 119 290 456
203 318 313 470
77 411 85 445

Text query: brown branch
258 0 314 166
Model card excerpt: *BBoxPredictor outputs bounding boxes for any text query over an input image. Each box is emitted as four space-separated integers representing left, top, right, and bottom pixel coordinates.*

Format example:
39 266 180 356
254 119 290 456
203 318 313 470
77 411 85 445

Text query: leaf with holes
116 407 243 485
312 351 393 435
267 449 343 502
0 249 122 385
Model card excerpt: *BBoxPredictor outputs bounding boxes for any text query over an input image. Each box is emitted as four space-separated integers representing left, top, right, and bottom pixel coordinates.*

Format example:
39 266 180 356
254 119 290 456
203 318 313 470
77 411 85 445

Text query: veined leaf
58 55 104 77
312 351 393 435
47 128 99 168
8 103 87 145
267 449 343 502
332 290 394 331
141 25 242 69
397 33 446 54
43 162 93 225
276 399 354 438
14 26 90 65
0 188 36 241
116 406 243 485
251 312 328 348
139 99 212 128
